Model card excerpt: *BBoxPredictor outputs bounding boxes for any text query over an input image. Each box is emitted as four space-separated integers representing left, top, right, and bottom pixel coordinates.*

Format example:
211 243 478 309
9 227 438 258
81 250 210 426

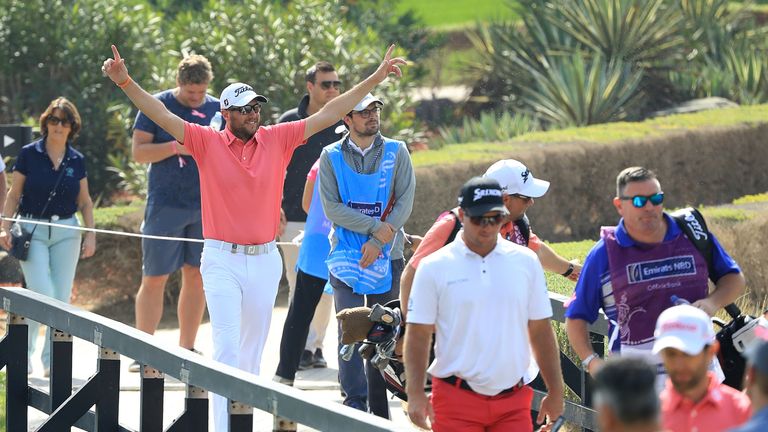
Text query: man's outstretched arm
102 45 186 142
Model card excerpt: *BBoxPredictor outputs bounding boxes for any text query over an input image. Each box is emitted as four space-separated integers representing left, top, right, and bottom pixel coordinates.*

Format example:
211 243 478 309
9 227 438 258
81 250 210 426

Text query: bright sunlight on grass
396 0 518 30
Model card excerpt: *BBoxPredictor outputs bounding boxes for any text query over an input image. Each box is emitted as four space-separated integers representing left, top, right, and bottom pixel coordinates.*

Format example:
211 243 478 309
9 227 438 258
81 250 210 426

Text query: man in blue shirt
129 55 221 372
565 166 745 381
730 339 768 432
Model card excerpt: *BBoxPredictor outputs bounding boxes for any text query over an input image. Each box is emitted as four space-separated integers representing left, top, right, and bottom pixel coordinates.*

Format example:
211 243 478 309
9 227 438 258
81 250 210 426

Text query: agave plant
434 111 538 147
519 53 644 127
550 0 686 67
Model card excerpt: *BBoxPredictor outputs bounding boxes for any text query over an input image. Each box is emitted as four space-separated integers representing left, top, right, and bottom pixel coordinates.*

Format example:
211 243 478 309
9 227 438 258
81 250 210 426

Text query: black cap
457 176 509 217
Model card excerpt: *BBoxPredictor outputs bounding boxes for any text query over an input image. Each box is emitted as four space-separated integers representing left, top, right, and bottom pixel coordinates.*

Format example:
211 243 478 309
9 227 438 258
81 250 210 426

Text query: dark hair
305 61 336 83
593 357 659 425
39 97 82 142
616 166 658 197
177 54 213 85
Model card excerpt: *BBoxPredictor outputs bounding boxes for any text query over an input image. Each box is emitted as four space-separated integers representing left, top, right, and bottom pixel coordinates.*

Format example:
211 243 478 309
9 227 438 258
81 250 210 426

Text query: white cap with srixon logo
484 159 550 198
219 82 268 110
652 304 715 355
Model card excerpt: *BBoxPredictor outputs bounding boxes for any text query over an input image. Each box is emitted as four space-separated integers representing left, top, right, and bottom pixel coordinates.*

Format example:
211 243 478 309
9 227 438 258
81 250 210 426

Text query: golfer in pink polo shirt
102 44 407 431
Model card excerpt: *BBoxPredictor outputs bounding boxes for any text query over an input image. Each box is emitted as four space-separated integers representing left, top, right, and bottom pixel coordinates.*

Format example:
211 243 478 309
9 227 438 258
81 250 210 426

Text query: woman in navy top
0 97 95 376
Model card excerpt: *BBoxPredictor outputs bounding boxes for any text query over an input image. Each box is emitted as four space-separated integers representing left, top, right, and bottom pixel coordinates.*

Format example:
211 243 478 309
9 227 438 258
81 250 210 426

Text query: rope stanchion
0 216 294 246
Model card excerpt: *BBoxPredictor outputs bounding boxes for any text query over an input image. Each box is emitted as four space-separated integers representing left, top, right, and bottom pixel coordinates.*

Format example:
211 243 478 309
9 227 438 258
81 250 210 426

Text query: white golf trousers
201 241 282 432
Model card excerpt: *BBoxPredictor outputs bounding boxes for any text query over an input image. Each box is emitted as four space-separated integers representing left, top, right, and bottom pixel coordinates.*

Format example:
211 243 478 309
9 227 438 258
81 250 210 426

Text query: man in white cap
102 44 407 432
654 304 750 432
318 92 415 418
400 159 581 322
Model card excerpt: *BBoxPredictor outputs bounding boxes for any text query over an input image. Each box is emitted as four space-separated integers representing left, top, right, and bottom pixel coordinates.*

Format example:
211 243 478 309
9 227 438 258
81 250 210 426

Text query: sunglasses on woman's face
47 116 71 126
620 192 664 208
469 214 505 227
319 80 342 90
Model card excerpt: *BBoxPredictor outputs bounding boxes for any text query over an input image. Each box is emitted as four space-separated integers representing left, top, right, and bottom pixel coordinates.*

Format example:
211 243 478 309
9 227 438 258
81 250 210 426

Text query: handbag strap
17 155 71 235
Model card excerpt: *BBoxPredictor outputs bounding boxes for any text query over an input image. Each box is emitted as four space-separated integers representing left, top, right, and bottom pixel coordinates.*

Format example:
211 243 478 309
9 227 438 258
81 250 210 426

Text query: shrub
433 111 538 148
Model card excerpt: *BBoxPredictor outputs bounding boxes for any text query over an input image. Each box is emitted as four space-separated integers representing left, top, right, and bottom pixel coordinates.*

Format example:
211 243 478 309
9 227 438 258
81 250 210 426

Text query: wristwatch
561 262 575 277
581 352 599 369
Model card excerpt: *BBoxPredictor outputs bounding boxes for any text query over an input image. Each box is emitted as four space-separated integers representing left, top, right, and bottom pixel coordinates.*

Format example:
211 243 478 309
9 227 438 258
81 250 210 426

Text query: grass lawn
414 104 768 167
396 0 518 30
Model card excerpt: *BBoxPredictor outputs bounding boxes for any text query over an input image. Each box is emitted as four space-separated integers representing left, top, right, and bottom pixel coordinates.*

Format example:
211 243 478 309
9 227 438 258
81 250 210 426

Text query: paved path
25 304 415 431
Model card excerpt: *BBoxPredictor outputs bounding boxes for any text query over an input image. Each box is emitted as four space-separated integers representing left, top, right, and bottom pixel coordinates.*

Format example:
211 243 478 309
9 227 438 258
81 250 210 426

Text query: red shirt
661 372 750 432
409 209 541 269
182 120 307 244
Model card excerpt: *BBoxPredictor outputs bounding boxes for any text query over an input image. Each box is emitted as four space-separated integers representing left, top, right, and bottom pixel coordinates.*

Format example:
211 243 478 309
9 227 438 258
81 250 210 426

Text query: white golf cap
652 304 715 355
219 82 268 110
352 93 383 112
484 159 550 198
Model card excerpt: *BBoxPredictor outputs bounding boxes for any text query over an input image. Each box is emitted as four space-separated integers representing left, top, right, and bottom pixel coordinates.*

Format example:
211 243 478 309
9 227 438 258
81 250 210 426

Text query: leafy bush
0 0 167 197
0 0 433 199
433 111 538 148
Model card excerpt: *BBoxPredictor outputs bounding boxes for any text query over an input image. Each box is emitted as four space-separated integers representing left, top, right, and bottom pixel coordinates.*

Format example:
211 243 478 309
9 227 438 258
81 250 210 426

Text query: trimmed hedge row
406 123 768 242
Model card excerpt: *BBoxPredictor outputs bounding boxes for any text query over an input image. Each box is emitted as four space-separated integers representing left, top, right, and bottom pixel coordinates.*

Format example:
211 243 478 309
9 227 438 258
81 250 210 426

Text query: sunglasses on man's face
510 193 533 202
469 214 505 227
319 80 342 90
620 192 664 208
47 116 71 126
229 104 261 115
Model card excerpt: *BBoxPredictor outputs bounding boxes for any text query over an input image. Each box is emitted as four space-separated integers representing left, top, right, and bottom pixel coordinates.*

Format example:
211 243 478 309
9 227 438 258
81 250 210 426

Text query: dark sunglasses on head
319 80 342 90
353 106 382 119
229 104 261 115
469 214 505 227
620 192 664 208
47 116 71 126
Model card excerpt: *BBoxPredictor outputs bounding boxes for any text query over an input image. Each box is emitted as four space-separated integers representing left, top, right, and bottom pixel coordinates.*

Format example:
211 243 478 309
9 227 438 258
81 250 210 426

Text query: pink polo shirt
182 120 307 244
661 372 750 432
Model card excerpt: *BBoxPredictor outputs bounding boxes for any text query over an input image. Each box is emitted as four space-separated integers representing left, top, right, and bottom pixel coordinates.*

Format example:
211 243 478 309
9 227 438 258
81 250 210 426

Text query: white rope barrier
0 216 294 246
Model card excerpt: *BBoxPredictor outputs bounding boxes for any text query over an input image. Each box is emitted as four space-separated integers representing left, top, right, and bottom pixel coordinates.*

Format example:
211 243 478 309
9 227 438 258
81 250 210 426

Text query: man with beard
102 44 407 432
319 93 415 418
654 304 750 432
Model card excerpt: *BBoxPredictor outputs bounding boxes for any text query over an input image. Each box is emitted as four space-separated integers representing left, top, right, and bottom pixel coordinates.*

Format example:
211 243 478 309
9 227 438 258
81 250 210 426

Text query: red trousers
431 377 533 432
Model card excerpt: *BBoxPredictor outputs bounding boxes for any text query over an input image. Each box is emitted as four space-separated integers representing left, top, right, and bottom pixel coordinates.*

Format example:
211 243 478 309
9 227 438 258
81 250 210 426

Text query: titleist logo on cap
473 188 502 201
234 85 252 97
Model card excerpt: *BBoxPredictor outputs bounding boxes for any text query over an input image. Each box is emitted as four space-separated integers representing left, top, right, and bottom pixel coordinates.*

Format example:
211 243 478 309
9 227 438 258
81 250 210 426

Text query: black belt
439 375 524 395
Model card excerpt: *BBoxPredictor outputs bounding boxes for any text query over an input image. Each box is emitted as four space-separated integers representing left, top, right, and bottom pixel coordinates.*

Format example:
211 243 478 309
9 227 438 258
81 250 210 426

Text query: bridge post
50 329 73 410
4 313 29 432
140 365 165 431
229 400 253 432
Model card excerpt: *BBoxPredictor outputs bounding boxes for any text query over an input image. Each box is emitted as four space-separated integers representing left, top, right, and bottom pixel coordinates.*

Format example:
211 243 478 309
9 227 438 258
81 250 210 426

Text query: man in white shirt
405 176 564 431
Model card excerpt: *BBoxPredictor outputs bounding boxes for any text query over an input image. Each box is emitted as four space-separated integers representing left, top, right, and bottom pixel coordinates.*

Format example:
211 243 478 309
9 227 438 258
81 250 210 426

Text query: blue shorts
141 204 203 276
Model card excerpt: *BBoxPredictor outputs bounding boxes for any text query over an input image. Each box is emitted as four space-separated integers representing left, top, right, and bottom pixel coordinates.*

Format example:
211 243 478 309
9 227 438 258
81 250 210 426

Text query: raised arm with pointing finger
103 44 409 432
102 44 406 142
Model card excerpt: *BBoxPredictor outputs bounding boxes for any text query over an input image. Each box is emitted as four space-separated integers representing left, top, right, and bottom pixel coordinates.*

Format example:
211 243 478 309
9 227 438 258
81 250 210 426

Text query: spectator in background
654 304 750 432
129 55 220 372
277 61 344 370
593 357 662 432
0 97 96 376
728 338 768 431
